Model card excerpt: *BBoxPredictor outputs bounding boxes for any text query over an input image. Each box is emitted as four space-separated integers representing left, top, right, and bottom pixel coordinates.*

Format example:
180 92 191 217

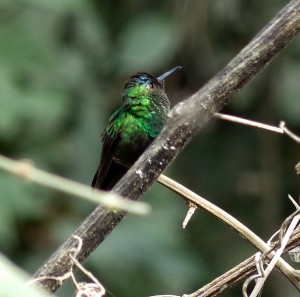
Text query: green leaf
0 253 52 297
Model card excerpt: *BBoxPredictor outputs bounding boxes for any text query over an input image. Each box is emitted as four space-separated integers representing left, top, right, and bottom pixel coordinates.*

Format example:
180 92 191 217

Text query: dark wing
91 132 117 189
92 110 128 190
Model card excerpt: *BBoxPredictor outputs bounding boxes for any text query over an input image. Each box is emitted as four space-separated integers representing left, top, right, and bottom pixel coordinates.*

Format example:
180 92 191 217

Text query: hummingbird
92 66 181 191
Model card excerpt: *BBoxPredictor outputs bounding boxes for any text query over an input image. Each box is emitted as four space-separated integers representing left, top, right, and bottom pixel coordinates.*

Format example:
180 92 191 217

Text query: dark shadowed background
0 0 299 296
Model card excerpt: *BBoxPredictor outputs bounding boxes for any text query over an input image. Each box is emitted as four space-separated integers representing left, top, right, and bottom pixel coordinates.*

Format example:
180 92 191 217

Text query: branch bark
33 0 300 293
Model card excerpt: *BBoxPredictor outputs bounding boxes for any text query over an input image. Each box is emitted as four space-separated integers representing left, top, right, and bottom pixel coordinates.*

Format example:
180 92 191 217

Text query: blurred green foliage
0 0 299 296
0 254 50 297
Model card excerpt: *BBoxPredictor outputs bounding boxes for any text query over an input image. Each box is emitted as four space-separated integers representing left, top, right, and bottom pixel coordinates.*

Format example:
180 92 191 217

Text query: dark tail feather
92 161 128 191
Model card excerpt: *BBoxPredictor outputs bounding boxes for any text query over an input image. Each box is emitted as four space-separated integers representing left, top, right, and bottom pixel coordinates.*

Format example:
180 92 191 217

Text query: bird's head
122 66 182 101
122 73 163 100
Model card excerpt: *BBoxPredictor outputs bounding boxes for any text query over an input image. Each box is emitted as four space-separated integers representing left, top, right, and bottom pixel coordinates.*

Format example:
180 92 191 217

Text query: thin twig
71 236 105 293
214 113 284 134
245 208 300 297
157 175 299 289
256 215 300 294
244 199 300 296
182 203 197 228
214 114 300 146
242 253 265 297
0 154 150 215
183 229 300 297
288 195 300 209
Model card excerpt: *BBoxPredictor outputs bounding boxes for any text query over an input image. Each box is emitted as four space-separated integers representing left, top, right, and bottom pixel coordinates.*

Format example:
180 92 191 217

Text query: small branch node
280 121 300 143
182 203 197 229
15 159 34 179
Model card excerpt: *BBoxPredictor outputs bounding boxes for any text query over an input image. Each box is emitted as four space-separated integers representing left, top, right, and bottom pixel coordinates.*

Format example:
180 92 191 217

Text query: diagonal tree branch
33 0 300 293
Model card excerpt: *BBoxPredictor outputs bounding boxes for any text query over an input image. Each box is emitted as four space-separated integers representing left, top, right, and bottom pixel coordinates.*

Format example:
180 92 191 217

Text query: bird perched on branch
92 66 181 191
